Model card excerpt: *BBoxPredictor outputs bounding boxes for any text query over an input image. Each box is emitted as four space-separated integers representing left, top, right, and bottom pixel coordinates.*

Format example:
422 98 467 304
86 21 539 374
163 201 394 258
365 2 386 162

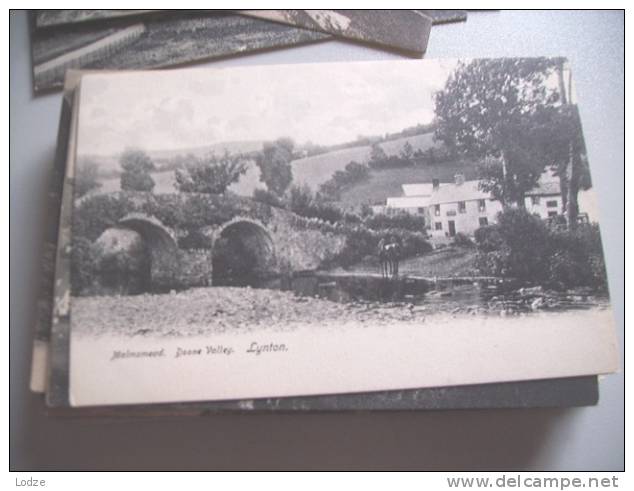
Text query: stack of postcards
28 11 619 417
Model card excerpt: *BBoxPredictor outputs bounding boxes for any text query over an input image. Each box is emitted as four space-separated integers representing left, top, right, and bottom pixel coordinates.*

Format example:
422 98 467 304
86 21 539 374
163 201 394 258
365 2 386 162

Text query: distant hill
149 140 264 166
80 140 264 178
85 132 458 203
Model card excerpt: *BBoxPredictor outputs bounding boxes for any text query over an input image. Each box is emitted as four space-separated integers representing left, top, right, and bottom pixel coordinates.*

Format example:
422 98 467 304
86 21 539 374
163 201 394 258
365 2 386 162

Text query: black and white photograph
34 72 600 414
30 11 329 93
65 58 618 407
241 10 432 54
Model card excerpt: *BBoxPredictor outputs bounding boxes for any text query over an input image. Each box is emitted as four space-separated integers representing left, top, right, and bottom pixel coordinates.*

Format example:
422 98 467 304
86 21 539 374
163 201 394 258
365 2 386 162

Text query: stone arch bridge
84 193 347 293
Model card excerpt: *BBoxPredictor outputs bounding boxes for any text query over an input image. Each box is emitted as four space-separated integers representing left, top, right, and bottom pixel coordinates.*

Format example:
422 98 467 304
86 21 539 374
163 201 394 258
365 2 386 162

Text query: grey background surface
10 10 624 471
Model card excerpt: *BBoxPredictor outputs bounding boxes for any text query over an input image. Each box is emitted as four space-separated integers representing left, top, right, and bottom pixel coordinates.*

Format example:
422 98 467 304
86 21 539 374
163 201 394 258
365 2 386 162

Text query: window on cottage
478 199 486 212
548 211 558 217
531 196 540 205
434 222 442 230
417 207 425 214
434 204 440 216
458 201 466 213
479 217 488 227
546 200 558 208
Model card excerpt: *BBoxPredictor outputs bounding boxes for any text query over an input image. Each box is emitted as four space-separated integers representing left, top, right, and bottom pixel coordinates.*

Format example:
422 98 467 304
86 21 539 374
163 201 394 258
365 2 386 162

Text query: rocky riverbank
71 284 610 338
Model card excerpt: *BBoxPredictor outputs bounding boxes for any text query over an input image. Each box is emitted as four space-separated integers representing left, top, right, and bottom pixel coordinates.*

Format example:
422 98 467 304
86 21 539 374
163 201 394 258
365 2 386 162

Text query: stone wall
265 208 347 272
78 191 350 292
175 249 213 288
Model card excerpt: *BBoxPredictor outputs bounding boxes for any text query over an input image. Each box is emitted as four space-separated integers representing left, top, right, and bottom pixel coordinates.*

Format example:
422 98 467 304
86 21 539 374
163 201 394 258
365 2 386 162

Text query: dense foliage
474 209 607 290
328 226 432 268
319 161 370 200
174 152 248 194
255 138 295 196
120 148 155 192
364 211 426 233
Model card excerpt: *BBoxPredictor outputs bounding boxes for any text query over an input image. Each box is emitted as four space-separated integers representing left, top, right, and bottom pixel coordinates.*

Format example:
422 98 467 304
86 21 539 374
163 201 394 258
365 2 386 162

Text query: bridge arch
118 213 178 250
212 217 276 286
116 213 179 291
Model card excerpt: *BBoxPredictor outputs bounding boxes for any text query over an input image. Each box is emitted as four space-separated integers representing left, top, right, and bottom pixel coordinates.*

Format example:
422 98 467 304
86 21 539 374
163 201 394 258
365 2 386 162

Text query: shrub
364 212 426 233
329 227 432 269
287 184 313 215
253 188 285 208
474 209 549 282
474 209 608 290
306 202 343 224
72 193 135 241
334 227 378 267
318 161 370 200
474 225 505 252
546 224 607 289
397 230 433 257
342 212 362 225
452 232 475 248
174 152 248 194
496 208 550 281
368 154 411 170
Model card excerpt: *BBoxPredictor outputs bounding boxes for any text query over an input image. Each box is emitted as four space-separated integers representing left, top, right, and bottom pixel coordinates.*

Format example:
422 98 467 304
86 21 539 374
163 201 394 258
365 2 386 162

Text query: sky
75 59 458 160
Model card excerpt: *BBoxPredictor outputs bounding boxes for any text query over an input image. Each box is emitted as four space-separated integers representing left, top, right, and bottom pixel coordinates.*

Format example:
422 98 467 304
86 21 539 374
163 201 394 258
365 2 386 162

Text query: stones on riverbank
72 281 609 338
434 285 607 317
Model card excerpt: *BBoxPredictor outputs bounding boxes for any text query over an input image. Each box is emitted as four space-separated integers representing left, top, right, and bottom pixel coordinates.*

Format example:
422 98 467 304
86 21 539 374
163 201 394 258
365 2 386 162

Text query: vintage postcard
39 72 603 412
30 11 328 93
39 72 602 412
68 59 618 407
241 10 432 54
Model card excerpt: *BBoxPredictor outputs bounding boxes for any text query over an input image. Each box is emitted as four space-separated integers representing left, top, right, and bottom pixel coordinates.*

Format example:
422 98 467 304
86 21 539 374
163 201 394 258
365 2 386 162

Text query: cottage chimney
454 174 465 186
432 178 440 190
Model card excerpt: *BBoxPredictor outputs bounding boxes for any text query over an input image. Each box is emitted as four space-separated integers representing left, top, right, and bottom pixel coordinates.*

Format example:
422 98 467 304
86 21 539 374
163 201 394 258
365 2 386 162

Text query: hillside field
338 161 479 208
92 133 443 199
291 132 437 191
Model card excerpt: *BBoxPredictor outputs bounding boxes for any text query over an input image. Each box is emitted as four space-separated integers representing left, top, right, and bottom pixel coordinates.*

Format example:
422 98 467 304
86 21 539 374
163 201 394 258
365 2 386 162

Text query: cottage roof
427 180 491 206
401 183 434 197
386 196 430 208
526 180 561 196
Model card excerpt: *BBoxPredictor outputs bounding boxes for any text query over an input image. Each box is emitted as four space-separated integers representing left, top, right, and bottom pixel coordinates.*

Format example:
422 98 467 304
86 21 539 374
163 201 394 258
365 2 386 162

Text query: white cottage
524 180 564 219
376 170 594 238
427 175 502 238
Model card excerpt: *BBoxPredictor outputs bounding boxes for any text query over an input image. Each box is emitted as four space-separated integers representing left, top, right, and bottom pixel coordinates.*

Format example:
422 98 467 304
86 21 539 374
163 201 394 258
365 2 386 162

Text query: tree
434 58 563 207
120 148 155 192
256 138 295 196
318 161 370 201
174 151 248 194
545 60 592 229
399 141 414 162
368 142 387 166
287 184 314 216
477 111 556 206
76 158 102 198
253 188 284 208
